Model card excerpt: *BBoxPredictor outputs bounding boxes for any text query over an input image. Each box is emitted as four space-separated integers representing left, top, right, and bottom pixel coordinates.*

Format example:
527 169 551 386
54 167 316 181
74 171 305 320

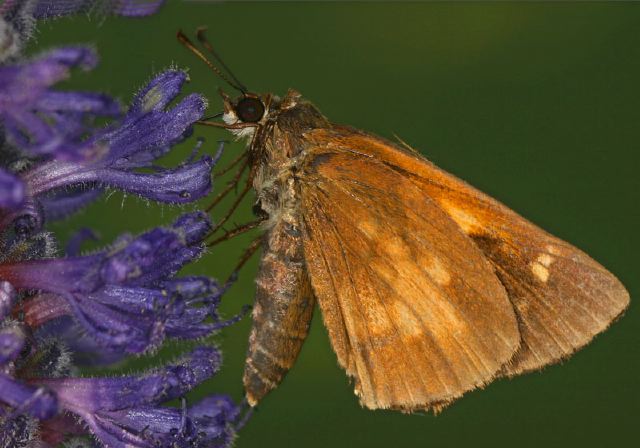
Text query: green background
32 1 638 447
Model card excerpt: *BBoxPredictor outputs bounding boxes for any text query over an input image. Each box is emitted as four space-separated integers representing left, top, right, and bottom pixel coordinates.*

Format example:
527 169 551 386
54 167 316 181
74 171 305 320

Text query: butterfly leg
207 219 264 247
207 180 252 236
222 236 263 286
215 150 248 177
206 157 250 213
229 236 262 274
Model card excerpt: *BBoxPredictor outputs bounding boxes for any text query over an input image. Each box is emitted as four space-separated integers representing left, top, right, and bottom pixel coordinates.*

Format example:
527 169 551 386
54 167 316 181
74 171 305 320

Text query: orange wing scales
301 150 521 411
471 234 628 375
305 128 629 382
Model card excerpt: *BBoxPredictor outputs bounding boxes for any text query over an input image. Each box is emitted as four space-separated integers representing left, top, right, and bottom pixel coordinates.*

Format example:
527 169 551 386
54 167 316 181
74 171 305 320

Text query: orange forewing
304 127 629 387
299 148 521 411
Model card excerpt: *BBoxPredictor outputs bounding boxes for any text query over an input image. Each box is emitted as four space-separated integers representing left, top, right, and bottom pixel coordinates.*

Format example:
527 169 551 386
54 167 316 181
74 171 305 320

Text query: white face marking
222 110 236 125
223 110 256 141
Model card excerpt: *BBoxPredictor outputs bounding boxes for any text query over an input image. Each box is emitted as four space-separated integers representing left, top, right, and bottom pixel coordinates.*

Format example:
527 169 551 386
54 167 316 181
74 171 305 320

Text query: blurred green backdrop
32 1 638 447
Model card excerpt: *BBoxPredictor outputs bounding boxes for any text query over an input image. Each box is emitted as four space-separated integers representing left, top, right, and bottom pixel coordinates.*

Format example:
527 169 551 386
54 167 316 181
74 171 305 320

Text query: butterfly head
216 89 264 140
218 88 305 140
221 90 265 124
175 30 310 139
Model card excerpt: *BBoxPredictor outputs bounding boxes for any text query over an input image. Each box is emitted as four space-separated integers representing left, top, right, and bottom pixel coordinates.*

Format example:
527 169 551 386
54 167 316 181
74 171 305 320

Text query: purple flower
0 3 248 447
0 68 213 233
0 280 17 319
0 324 59 421
1 345 243 447
0 322 26 365
0 168 24 209
33 0 166 18
21 69 211 208
0 0 165 19
2 213 228 354
0 47 121 158
48 348 239 447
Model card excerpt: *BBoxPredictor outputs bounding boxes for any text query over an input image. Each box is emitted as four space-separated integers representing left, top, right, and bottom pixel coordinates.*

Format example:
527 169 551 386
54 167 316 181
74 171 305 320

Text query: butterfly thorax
248 90 330 229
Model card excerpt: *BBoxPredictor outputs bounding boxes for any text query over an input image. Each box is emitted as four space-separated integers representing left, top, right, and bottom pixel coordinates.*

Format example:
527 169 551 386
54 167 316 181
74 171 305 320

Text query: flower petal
37 90 120 114
40 187 103 222
97 156 213 203
103 92 206 166
100 212 210 285
40 346 221 412
0 374 59 420
0 323 25 365
33 0 165 18
0 280 17 320
130 70 189 114
0 46 123 158
65 228 99 256
0 168 25 209
188 395 244 446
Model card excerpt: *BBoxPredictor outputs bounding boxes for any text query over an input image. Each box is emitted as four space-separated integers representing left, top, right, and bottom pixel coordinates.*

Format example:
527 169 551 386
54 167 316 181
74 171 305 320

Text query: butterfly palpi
178 30 629 413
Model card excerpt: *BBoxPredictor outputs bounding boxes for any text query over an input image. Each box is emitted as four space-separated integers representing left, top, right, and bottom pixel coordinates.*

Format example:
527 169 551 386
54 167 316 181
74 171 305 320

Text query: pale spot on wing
424 256 451 286
358 219 379 239
374 260 397 285
440 200 481 234
537 253 554 268
384 236 411 258
392 301 423 336
405 269 467 337
371 258 466 338
530 253 554 282
301 147 526 409
545 244 561 256
530 262 550 282
365 305 394 337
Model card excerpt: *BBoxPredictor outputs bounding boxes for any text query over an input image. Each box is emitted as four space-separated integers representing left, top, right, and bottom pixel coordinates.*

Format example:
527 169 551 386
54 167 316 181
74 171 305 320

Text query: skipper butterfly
179 29 629 412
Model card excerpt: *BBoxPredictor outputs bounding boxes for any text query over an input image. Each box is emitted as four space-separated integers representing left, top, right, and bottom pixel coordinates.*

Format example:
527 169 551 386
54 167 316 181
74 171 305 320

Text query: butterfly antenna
176 29 247 94
196 27 248 94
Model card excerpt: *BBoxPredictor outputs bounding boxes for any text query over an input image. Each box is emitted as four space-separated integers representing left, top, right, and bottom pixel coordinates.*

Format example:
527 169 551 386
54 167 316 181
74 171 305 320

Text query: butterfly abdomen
244 217 316 406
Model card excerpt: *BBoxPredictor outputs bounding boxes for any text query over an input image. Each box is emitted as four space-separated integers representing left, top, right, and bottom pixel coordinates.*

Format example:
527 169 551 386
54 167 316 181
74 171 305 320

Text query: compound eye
235 97 265 123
